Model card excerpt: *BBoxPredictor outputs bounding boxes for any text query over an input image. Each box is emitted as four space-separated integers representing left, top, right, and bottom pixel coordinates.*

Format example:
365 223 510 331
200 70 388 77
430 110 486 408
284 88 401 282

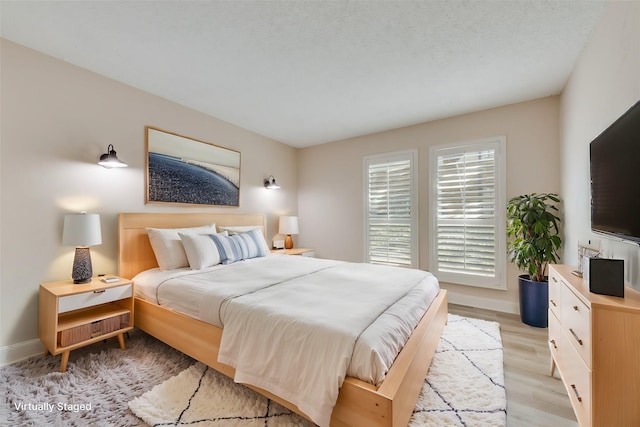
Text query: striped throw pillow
210 228 269 264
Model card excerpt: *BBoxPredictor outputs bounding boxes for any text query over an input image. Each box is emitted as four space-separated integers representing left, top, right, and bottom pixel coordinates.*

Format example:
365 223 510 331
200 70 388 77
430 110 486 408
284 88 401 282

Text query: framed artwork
146 126 240 206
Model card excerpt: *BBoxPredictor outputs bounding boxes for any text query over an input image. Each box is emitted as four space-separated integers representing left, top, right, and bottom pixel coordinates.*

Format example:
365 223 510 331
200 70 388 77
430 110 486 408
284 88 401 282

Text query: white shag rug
129 314 506 426
1 329 194 426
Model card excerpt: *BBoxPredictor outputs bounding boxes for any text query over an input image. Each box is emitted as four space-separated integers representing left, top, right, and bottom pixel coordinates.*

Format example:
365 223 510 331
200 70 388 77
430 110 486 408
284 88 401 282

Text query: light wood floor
448 304 579 427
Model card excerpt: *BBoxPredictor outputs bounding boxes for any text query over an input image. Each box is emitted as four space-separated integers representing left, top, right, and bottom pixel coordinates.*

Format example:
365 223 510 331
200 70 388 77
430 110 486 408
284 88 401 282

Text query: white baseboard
448 291 519 315
0 338 45 366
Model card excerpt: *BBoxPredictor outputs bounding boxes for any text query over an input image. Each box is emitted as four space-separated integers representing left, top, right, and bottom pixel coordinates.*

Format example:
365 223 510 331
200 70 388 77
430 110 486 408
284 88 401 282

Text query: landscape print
146 127 240 206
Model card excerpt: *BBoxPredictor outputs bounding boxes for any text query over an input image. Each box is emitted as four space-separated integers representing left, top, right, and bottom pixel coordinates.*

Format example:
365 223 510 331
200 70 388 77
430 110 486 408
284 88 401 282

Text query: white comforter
218 257 431 427
134 255 438 426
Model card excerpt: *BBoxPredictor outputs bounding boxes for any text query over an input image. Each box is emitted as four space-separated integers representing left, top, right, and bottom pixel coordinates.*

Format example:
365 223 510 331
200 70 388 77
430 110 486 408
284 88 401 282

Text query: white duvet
134 255 439 426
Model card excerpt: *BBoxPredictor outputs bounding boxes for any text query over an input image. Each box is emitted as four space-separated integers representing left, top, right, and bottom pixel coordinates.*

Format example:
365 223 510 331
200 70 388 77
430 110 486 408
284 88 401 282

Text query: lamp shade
279 216 299 235
62 213 102 247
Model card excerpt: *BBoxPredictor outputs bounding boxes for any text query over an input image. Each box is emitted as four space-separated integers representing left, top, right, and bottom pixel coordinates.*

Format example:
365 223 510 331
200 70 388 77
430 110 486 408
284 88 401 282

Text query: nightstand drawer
59 313 130 347
59 284 132 313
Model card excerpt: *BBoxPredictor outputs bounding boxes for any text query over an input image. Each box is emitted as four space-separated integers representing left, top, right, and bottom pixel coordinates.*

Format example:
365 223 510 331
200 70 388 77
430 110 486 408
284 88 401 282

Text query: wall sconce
264 175 280 189
62 212 102 283
98 144 128 168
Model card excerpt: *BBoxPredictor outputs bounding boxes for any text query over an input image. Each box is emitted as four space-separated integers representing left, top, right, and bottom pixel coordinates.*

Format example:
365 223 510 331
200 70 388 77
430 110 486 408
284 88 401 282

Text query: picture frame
146 126 240 207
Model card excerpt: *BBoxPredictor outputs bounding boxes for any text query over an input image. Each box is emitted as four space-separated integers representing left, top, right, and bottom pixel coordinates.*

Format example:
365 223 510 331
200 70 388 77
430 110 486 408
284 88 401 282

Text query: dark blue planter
518 275 548 328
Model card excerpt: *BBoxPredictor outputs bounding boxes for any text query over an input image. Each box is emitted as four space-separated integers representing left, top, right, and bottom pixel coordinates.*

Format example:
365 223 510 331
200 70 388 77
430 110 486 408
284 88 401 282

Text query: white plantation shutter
365 151 418 268
430 138 506 289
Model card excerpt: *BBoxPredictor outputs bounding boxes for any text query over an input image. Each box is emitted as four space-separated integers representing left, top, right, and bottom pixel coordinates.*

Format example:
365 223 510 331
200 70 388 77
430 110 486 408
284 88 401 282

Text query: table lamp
279 216 299 249
62 213 102 284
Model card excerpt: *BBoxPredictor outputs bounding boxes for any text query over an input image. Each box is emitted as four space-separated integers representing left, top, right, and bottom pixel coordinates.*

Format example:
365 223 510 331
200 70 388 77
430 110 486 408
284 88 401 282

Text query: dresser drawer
560 333 593 427
548 309 563 367
561 284 591 367
549 268 563 318
59 284 133 313
550 310 592 427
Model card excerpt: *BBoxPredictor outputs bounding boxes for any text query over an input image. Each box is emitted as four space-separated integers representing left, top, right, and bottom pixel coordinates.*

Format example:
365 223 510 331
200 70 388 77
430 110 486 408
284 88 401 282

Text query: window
429 137 506 289
364 150 418 268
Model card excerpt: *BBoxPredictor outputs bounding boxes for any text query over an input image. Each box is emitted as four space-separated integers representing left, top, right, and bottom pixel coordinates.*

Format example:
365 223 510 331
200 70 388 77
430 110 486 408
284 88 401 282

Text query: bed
118 212 448 427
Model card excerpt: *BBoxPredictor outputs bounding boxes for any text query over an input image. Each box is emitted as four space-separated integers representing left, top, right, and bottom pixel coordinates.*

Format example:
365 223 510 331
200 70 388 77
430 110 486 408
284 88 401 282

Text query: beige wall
298 96 561 313
0 40 299 357
560 1 640 290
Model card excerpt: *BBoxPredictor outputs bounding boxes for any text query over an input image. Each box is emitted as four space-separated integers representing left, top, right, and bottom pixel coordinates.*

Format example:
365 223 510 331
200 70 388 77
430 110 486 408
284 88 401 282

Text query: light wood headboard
118 212 266 279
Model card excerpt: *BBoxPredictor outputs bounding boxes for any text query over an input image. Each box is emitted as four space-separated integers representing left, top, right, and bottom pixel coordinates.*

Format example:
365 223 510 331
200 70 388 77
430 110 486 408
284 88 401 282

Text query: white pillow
218 225 270 254
179 231 227 270
146 224 217 270
219 225 264 234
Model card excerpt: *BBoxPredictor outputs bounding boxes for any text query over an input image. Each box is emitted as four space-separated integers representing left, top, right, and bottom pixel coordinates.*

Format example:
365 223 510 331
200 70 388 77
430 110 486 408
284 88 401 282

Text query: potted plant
507 193 562 327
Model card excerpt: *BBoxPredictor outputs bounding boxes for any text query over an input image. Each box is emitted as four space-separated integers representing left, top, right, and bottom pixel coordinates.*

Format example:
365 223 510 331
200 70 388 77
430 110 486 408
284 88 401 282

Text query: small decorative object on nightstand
39 276 134 372
271 248 315 257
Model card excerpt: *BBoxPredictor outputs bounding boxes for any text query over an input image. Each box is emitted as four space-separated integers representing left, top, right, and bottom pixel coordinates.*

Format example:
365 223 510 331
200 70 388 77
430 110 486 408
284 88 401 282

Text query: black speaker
585 257 624 297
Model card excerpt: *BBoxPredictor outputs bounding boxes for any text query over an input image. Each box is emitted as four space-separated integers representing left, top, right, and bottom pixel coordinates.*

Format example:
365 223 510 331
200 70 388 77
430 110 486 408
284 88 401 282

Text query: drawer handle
569 328 583 346
549 339 557 349
552 276 558 283
93 290 106 294
571 384 583 402
573 305 579 311
550 299 557 307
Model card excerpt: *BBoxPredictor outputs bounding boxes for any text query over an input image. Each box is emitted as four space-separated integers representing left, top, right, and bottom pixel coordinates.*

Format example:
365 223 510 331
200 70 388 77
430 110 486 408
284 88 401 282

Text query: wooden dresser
548 264 640 427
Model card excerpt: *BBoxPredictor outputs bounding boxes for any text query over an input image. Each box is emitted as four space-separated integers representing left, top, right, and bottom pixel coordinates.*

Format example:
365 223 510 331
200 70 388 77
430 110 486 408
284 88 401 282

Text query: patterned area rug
129 314 506 426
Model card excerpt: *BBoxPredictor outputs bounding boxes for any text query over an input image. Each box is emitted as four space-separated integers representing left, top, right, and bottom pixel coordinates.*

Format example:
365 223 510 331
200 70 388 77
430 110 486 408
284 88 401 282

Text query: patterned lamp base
72 247 93 284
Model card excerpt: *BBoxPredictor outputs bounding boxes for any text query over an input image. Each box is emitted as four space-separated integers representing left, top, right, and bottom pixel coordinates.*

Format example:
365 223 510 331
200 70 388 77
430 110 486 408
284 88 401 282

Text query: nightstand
270 248 315 257
39 276 134 372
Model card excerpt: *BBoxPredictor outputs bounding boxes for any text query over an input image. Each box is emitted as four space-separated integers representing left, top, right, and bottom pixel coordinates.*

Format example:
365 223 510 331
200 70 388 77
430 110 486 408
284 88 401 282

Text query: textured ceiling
1 1 607 147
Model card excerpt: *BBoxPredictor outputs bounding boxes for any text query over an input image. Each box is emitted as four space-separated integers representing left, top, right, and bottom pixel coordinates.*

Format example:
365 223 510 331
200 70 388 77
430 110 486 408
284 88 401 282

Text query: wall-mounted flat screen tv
590 100 640 244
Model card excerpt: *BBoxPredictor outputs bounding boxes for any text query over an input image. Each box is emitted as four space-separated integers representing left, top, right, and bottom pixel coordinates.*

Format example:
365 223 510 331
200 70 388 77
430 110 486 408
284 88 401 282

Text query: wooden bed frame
118 212 448 427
